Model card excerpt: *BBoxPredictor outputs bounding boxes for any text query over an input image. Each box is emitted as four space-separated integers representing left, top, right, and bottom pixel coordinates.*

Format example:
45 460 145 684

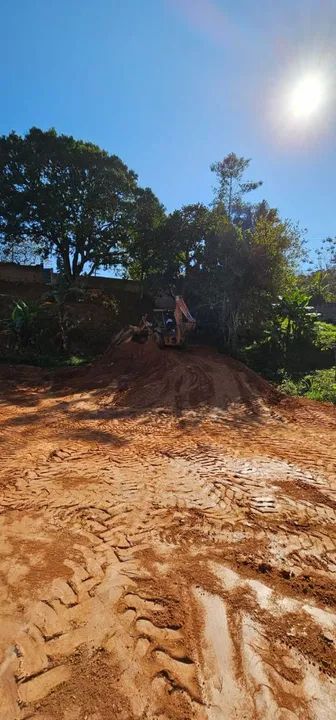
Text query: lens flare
289 73 326 120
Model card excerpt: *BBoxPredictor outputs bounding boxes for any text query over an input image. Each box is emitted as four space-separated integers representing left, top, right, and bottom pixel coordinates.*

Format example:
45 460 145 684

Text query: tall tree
210 152 262 221
186 205 304 350
0 128 138 280
124 187 166 293
300 236 336 303
164 203 210 277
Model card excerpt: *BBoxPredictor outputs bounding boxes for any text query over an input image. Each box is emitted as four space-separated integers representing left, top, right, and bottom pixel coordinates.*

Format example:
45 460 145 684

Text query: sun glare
289 73 326 120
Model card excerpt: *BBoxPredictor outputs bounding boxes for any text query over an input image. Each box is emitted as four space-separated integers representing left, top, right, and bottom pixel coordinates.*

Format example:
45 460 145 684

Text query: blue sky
2 0 336 257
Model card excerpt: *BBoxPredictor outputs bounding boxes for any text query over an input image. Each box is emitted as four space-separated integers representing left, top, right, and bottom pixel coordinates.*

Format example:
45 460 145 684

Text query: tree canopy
123 187 166 289
0 128 138 279
210 152 262 221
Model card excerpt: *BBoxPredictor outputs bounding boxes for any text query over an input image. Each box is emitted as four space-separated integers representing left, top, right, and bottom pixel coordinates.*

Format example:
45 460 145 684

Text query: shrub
314 322 336 351
279 368 336 404
306 368 336 403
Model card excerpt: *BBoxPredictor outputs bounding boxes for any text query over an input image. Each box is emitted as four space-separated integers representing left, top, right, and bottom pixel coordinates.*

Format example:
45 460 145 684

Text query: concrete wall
0 262 46 284
77 275 141 295
0 262 141 295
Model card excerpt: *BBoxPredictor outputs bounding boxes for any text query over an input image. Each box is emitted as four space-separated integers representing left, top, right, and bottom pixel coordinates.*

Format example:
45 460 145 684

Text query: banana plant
9 300 39 351
265 289 320 358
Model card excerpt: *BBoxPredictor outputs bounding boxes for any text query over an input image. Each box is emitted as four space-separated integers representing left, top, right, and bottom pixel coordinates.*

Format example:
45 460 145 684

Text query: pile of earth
51 339 281 414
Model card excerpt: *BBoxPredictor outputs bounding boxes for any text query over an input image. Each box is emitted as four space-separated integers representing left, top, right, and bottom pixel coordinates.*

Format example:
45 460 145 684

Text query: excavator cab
153 309 177 347
153 296 195 348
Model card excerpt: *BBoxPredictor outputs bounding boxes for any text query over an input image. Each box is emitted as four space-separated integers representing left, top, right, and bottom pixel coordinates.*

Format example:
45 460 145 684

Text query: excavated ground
1 342 336 720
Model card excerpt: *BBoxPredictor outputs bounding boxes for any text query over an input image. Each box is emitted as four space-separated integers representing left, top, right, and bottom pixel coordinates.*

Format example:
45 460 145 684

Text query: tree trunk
139 267 144 300
58 305 68 353
61 249 73 283
228 177 232 221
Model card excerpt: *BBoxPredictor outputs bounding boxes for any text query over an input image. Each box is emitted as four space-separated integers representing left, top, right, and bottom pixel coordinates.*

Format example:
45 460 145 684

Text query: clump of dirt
280 479 336 510
234 552 336 609
259 610 336 677
36 648 135 720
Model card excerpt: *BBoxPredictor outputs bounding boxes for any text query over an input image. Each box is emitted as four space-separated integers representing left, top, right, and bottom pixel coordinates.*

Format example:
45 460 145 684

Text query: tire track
0 392 336 717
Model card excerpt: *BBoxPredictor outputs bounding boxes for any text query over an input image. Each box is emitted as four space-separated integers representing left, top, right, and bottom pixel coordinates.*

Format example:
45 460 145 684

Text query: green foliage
7 300 40 351
124 188 166 288
299 269 336 304
315 237 336 272
164 203 210 277
0 128 138 279
301 237 336 302
1 282 120 361
306 368 336 403
264 289 319 358
277 372 309 396
185 207 304 352
62 355 91 367
11 299 38 330
0 351 91 368
314 322 336 351
210 153 262 221
279 368 336 404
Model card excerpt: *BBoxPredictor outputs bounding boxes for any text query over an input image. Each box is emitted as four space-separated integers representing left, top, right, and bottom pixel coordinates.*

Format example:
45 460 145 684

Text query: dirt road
1 343 336 719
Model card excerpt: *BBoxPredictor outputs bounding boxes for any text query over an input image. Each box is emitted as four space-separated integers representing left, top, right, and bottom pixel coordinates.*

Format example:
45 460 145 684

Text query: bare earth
1 342 336 720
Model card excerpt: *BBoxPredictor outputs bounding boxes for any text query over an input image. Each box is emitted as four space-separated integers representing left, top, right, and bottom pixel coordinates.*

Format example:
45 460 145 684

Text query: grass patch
279 368 336 404
0 352 92 368
315 322 336 351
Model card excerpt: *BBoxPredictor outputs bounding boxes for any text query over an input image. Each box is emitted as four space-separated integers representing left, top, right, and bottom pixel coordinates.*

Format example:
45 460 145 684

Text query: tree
124 188 166 293
250 209 303 290
210 153 262 221
0 239 38 265
164 204 210 277
297 236 336 304
0 128 138 280
200 214 250 350
125 203 212 293
185 203 304 351
316 236 336 270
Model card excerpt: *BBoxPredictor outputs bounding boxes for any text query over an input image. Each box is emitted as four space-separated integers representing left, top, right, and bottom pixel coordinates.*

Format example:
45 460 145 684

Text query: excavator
110 295 196 349
152 295 196 348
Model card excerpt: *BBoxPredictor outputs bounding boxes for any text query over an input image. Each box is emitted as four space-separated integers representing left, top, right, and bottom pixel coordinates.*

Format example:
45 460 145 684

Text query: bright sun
289 73 326 120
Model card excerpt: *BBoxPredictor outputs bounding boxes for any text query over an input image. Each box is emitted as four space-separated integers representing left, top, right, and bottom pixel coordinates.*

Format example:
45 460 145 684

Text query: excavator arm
174 296 196 326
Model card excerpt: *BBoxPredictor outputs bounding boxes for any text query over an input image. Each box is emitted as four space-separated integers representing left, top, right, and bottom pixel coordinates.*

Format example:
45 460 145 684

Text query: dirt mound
57 340 280 415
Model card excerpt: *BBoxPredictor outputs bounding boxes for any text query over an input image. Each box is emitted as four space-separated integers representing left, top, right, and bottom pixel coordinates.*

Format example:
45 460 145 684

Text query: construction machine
152 295 196 349
109 296 195 349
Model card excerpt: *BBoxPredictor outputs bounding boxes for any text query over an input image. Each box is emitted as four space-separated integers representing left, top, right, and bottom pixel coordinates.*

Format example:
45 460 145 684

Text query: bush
315 322 336 351
243 320 336 379
306 368 336 403
279 368 336 404
278 373 308 396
